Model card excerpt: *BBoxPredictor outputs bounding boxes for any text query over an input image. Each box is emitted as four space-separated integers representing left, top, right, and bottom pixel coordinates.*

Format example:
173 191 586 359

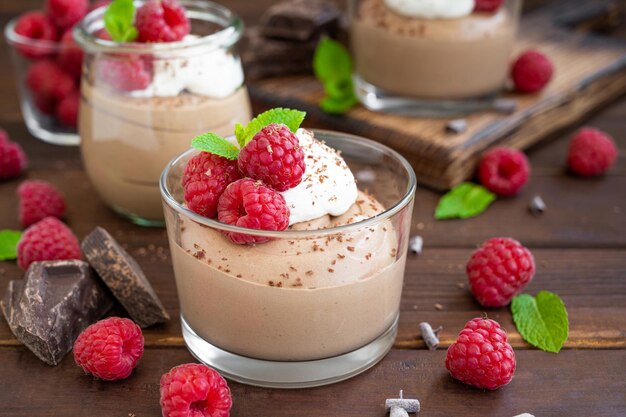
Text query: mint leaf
435 182 496 220
0 230 22 261
511 291 569 353
234 123 246 148
191 133 240 160
104 0 138 43
240 108 306 145
313 38 358 115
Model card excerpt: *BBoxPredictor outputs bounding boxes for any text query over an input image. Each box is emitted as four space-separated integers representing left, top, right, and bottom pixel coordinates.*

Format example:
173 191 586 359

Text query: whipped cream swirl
384 0 475 19
281 129 358 225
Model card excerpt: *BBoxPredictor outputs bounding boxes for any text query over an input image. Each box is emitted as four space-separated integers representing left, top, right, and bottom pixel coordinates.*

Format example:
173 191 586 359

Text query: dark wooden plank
0 347 624 417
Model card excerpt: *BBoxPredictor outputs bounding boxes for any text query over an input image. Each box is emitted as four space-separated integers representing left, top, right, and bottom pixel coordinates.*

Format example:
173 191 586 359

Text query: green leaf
191 133 240 160
511 291 569 353
234 123 246 148
104 0 138 43
239 108 306 145
434 182 496 220
0 230 22 261
313 38 358 115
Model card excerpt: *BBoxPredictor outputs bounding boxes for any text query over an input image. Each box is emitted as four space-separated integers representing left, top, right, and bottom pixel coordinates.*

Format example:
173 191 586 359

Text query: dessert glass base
181 314 398 388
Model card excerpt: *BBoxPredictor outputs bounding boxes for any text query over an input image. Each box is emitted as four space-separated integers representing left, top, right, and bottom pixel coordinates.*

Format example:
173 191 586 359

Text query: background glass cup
74 0 252 227
349 0 522 116
161 130 417 388
5 19 81 146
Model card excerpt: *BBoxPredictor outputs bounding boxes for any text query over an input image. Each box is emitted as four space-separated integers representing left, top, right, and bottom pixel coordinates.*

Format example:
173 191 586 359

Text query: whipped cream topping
281 129 358 225
131 39 244 99
384 0 475 19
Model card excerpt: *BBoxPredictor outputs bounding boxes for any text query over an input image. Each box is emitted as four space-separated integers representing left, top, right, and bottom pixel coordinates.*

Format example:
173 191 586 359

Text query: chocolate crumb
306 270 314 276
434 303 443 311
347 246 355 252
328 268 335 273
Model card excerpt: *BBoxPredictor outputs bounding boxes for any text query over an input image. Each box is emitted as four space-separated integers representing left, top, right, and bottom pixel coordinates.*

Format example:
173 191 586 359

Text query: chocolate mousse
351 0 518 99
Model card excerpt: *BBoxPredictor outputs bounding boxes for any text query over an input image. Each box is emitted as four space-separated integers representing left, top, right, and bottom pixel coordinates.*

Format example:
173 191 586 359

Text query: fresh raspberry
0 131 28 180
95 57 152 92
183 152 241 218
17 217 81 270
73 317 144 381
58 28 84 78
160 363 232 417
26 60 76 103
511 50 554 93
13 12 58 59
567 127 618 177
56 91 80 128
478 147 530 197
446 317 516 390
217 178 290 245
237 124 305 192
17 180 66 227
466 237 535 308
474 0 503 12
136 0 191 43
46 0 89 30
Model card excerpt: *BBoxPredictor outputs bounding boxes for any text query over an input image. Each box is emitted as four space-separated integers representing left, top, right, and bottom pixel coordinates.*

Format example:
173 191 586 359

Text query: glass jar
349 0 522 116
74 0 252 226
5 18 82 145
161 130 416 388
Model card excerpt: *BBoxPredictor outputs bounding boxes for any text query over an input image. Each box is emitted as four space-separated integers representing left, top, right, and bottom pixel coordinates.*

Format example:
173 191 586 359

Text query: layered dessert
351 0 519 99
76 0 251 223
163 109 411 361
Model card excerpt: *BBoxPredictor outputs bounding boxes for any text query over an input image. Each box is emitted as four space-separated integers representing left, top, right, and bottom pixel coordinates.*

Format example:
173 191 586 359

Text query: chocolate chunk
1 260 113 365
81 227 169 328
259 0 341 42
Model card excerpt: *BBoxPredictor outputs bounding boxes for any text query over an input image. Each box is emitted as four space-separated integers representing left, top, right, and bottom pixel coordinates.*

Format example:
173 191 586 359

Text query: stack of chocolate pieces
1 227 169 365
242 0 343 79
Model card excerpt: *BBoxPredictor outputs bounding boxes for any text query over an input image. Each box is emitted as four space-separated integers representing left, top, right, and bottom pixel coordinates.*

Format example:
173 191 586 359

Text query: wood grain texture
249 0 626 189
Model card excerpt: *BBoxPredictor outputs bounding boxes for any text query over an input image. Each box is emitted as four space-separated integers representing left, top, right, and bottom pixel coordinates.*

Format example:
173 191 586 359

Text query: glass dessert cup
5 20 81 146
161 130 416 388
349 0 522 117
74 1 252 227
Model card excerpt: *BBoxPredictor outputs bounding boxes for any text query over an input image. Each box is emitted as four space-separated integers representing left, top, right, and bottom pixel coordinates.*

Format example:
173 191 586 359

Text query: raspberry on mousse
135 0 191 43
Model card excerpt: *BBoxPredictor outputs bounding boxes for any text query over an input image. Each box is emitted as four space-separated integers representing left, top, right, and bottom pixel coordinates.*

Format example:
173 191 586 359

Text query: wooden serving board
248 0 626 190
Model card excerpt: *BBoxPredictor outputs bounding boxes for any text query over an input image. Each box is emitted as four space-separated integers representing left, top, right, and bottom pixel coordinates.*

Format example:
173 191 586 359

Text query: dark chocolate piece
529 195 547 216
259 0 341 42
0 260 113 365
81 227 169 328
446 119 468 134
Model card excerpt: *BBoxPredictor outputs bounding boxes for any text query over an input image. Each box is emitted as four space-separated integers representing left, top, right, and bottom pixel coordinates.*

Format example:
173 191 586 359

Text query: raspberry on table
446 317 516 390
183 152 241 218
567 127 618 177
237 124 306 192
17 217 81 270
466 237 535 308
95 57 152 92
13 12 58 59
160 363 232 417
46 0 88 30
478 147 530 197
136 0 191 43
73 317 144 381
26 59 76 103
58 28 84 78
474 0 503 13
511 50 554 93
17 180 66 227
56 91 80 128
0 130 28 180
217 178 290 244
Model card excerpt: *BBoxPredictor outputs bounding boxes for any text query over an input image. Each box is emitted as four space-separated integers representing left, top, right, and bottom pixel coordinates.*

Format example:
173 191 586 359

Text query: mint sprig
434 182 496 220
313 38 358 115
511 291 569 353
191 133 240 160
234 108 306 146
104 0 138 42
0 230 23 261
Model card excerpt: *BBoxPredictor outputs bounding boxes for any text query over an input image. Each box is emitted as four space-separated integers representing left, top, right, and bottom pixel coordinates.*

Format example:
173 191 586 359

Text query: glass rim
73 0 243 54
160 129 417 239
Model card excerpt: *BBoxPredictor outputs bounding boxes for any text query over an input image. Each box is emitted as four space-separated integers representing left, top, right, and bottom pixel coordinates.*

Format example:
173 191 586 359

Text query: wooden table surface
1 1 625 416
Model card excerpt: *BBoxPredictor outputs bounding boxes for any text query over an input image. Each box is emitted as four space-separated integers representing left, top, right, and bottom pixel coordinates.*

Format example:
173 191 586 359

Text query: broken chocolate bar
0 260 113 365
259 0 341 42
81 227 169 328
